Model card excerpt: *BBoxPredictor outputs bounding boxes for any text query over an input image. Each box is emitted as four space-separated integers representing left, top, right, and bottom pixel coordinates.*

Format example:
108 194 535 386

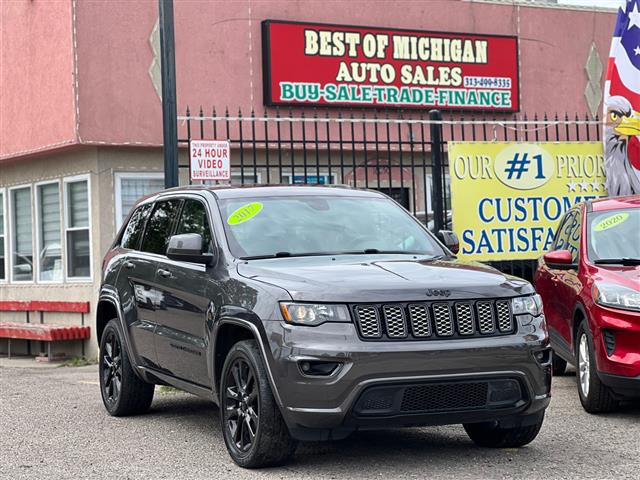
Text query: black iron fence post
429 109 445 233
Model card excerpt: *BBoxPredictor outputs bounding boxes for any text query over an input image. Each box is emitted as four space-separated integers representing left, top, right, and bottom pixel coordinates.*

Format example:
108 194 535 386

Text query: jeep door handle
158 269 173 279
124 261 135 269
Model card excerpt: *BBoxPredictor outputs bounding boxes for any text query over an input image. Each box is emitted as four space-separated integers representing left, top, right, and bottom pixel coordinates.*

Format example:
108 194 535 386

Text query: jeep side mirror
543 249 575 270
166 233 214 265
437 230 459 255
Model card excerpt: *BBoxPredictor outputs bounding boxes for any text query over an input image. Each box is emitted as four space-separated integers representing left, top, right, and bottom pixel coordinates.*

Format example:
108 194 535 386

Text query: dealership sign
189 140 230 181
449 142 607 261
262 20 519 111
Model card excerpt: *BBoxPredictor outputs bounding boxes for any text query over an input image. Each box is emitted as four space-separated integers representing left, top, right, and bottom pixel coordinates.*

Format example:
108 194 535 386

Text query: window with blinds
66 179 90 278
37 183 62 281
0 191 5 281
11 186 33 281
118 176 164 226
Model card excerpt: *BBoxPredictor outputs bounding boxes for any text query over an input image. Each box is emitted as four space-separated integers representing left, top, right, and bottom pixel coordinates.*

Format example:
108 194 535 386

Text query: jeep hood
237 255 534 302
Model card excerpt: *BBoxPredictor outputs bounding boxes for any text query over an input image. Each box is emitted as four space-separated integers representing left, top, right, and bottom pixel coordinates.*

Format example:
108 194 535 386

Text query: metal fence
177 108 601 281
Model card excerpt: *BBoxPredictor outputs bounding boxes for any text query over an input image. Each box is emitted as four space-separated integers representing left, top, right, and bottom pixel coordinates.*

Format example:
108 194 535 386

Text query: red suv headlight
593 282 640 312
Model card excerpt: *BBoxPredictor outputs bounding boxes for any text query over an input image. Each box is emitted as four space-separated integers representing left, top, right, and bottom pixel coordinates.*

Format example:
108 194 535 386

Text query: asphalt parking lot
1 361 638 480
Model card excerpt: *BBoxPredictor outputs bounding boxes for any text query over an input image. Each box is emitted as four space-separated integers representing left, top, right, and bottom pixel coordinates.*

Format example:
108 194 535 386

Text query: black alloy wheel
101 330 123 406
223 357 260 453
99 319 155 416
220 340 296 468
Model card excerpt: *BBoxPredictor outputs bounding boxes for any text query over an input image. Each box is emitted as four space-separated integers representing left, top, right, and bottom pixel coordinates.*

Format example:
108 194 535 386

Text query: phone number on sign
463 76 512 89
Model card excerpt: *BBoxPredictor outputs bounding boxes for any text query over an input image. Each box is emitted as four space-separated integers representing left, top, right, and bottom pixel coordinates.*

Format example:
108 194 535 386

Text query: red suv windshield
586 208 640 261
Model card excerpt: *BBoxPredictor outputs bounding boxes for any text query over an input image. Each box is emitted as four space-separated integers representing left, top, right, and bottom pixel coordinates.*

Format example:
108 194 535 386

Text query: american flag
605 0 640 106
604 0 640 195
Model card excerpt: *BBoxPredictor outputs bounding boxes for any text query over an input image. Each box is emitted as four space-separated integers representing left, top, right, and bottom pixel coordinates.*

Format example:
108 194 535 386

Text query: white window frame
63 174 92 283
424 173 451 214
8 183 35 284
114 172 164 230
230 170 262 185
0 188 7 283
35 179 63 284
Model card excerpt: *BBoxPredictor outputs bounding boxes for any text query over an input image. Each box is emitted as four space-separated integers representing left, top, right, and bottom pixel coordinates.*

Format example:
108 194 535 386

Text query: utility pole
159 0 179 188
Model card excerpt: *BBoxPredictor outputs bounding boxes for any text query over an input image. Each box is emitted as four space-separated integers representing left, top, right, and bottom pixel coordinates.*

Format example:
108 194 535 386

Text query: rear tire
575 321 618 413
552 351 567 376
220 340 297 468
99 319 155 416
464 413 544 448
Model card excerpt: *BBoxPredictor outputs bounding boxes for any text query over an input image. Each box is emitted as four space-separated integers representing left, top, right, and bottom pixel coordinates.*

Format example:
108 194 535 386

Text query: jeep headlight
511 294 543 317
593 283 640 312
280 302 351 326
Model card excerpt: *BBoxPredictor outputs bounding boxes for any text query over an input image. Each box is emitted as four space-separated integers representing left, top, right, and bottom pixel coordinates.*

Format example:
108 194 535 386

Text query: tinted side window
121 204 152 250
174 199 213 253
140 199 182 255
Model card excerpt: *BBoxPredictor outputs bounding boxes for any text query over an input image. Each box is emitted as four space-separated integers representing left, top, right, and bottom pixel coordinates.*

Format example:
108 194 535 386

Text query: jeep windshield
218 195 447 260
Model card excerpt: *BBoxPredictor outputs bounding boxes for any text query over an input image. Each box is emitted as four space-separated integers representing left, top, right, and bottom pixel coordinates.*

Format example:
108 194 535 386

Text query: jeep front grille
407 304 431 337
354 306 381 338
352 300 515 341
382 305 407 338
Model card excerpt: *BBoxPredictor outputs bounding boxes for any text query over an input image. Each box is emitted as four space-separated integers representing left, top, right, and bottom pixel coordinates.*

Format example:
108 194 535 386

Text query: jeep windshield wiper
239 250 441 260
240 251 336 260
593 257 640 266
338 249 446 258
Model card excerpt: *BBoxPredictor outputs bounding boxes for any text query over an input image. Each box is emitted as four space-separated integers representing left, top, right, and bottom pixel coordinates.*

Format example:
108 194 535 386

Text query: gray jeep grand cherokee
97 185 551 468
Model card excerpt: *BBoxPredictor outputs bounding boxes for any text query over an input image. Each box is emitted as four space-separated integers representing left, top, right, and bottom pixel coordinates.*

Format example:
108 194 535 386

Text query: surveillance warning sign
261 20 519 111
190 140 230 181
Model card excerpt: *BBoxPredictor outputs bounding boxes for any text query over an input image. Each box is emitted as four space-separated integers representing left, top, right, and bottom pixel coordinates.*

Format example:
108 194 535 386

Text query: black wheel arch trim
213 317 284 408
98 287 148 383
572 302 592 350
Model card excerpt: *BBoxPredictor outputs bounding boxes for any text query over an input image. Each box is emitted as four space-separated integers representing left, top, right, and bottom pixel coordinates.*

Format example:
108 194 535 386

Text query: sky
558 0 622 8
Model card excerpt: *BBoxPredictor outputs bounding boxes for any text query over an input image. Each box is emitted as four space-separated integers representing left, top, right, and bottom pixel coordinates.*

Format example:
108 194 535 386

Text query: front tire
99 319 154 416
220 340 297 468
464 413 545 448
575 321 618 413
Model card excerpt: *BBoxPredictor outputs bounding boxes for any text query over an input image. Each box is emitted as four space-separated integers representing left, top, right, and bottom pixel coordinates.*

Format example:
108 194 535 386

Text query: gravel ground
1 362 639 480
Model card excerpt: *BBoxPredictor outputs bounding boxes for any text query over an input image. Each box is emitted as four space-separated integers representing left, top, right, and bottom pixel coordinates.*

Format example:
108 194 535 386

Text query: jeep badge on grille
426 289 451 297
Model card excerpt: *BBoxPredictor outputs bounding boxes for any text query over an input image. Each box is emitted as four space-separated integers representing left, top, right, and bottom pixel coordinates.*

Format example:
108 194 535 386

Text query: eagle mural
603 0 640 196
604 96 640 195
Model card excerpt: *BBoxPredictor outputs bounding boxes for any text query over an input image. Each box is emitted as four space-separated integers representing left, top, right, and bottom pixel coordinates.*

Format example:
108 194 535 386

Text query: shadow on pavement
141 392 551 470
134 385 639 471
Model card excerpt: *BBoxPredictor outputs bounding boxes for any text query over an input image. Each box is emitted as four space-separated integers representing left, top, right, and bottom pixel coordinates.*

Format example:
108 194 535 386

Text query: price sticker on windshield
594 213 629 232
190 140 230 181
228 202 263 225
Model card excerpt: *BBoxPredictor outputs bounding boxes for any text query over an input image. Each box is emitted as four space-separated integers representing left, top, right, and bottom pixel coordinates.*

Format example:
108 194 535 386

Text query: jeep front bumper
260 314 551 441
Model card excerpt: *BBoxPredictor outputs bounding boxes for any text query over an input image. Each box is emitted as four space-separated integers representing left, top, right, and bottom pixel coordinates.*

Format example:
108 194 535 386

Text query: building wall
1 0 616 162
73 0 615 146
0 149 97 356
0 0 617 359
0 148 165 358
0 0 77 160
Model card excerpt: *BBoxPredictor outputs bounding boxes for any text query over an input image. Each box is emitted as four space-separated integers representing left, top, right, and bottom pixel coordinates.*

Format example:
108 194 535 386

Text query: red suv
535 195 640 412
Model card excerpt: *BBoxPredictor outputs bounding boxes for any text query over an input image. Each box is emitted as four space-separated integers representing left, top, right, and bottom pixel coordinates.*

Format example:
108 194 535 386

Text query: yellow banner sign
449 142 607 261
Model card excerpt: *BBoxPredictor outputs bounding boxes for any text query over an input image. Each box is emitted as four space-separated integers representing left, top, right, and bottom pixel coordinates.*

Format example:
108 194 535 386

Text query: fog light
487 379 522 405
298 360 340 376
534 348 552 365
